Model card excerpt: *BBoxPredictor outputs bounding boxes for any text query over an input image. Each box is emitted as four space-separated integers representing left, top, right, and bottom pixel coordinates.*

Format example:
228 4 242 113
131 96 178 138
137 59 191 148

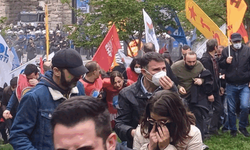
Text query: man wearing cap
9 49 88 150
219 33 250 137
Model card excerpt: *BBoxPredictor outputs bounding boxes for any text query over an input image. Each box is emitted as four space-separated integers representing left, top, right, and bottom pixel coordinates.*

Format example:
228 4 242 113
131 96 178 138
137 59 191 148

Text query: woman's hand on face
148 124 158 150
156 124 170 150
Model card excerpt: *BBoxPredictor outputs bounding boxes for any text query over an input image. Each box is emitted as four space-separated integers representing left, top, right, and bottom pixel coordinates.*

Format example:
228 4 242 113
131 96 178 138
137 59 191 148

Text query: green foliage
0 17 8 37
61 0 249 48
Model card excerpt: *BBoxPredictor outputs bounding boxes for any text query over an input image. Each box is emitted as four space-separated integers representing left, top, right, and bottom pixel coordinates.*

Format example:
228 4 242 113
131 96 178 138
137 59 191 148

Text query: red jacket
126 67 138 82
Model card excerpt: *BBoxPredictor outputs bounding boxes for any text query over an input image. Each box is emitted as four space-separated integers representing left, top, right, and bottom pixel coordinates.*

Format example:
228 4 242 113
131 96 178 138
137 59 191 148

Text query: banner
11 47 20 70
92 24 121 71
195 24 227 58
186 0 228 46
9 58 37 79
143 9 159 52
0 35 14 87
45 4 50 60
165 9 188 45
227 0 247 38
237 23 248 43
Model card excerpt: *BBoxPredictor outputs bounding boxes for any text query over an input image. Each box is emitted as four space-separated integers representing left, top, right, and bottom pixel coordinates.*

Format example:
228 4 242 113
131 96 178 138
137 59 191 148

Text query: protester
176 45 191 61
126 57 141 82
3 64 40 120
0 77 18 144
219 33 250 137
133 90 202 150
115 52 177 148
171 51 213 149
51 96 131 150
78 61 102 97
200 39 223 135
162 52 173 66
9 49 88 150
102 71 134 129
143 42 155 53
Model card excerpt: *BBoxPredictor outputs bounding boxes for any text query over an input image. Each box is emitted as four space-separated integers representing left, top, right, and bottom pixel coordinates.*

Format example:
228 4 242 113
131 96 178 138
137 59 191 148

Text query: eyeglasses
147 117 171 125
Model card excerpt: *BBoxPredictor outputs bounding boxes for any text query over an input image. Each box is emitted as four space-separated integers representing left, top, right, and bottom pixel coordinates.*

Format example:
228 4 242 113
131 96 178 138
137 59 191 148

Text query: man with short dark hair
177 45 191 61
171 51 213 147
115 52 177 148
3 64 40 120
200 39 223 135
51 96 130 150
219 33 250 137
78 61 102 97
9 49 88 150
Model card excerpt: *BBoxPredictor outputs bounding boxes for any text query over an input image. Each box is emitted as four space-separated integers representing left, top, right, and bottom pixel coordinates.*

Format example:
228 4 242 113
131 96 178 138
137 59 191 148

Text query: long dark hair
140 90 195 145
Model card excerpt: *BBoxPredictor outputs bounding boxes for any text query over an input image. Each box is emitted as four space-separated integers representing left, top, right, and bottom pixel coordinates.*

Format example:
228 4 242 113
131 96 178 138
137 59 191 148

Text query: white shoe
202 143 209 149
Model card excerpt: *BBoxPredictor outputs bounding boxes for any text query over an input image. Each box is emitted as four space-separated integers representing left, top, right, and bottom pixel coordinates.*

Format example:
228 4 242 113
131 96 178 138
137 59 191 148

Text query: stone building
0 0 72 30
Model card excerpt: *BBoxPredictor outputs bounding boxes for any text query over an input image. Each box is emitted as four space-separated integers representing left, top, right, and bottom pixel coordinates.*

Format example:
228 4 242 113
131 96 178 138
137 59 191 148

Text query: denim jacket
9 71 85 150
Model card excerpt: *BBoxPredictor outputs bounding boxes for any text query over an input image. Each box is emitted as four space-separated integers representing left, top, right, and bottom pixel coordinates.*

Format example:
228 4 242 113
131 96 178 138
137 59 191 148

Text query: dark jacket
219 45 250 85
115 75 177 148
190 69 213 114
200 52 219 92
1 86 17 117
9 71 84 150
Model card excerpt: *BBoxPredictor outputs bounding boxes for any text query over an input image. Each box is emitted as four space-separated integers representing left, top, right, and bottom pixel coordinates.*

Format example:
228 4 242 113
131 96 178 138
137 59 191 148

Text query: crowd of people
4 23 71 63
0 32 250 150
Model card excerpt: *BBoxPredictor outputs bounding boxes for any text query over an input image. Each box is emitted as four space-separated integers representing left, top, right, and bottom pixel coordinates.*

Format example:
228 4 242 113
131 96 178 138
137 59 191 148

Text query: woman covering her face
102 71 134 129
133 90 203 150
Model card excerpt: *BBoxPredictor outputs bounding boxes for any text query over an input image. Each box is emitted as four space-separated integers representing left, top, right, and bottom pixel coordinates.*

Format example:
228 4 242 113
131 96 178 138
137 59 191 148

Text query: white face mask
233 43 242 49
145 70 166 86
134 68 141 74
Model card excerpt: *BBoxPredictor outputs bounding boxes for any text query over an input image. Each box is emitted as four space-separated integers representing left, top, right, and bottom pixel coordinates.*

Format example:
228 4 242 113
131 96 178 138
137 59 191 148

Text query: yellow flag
45 4 50 60
186 0 228 46
227 0 247 38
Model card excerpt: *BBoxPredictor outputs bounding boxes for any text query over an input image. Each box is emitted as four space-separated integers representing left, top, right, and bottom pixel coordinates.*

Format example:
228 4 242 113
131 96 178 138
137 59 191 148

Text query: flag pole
228 38 230 56
45 4 50 61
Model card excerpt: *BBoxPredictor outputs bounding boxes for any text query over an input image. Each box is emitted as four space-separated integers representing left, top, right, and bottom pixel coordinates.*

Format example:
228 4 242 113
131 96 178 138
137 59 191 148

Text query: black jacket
200 52 219 92
115 75 177 148
219 45 250 85
190 69 213 114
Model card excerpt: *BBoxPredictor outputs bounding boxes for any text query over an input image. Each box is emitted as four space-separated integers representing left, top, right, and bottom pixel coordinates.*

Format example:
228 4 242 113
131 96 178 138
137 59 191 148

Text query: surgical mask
233 43 242 49
134 68 141 74
145 70 166 86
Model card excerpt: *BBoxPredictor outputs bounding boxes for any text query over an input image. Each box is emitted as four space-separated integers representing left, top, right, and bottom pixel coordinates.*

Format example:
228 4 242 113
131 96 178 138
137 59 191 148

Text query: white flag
143 9 159 52
0 34 14 87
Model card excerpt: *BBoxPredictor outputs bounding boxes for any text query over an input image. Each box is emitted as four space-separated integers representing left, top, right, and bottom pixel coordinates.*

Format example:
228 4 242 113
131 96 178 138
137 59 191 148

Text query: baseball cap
52 49 89 77
230 33 242 42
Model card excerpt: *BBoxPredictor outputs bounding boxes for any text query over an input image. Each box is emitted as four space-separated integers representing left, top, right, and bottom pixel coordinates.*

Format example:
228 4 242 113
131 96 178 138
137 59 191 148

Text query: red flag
92 24 121 71
40 57 44 74
237 23 249 43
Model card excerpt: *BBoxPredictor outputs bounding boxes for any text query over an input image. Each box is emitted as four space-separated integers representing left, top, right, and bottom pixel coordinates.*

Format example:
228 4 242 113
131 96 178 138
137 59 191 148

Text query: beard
60 71 79 91
185 63 195 70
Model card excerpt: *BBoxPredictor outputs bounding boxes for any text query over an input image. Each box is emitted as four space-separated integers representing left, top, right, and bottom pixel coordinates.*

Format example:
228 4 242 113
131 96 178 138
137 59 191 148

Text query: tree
61 0 249 50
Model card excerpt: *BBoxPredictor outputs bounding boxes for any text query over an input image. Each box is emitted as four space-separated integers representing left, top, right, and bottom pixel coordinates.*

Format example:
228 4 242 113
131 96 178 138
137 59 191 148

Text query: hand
208 95 214 102
219 87 225 96
193 78 203 85
226 56 233 64
148 125 158 150
179 86 186 95
156 124 170 150
3 110 12 119
159 76 173 90
29 79 39 86
220 74 225 80
131 129 136 137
